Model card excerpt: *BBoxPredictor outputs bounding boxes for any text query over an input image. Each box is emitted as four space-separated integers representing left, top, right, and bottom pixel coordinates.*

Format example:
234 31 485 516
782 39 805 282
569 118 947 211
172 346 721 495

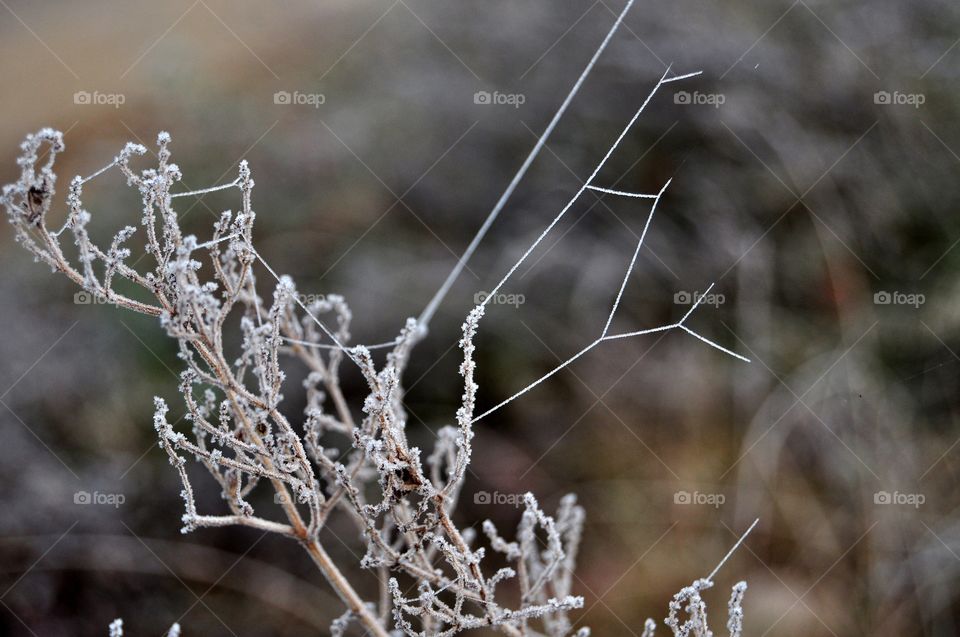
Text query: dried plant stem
3 11 754 630
303 538 389 637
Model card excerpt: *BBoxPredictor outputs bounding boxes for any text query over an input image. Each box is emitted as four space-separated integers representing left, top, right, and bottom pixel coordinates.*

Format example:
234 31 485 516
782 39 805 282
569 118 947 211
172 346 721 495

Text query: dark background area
1 0 959 635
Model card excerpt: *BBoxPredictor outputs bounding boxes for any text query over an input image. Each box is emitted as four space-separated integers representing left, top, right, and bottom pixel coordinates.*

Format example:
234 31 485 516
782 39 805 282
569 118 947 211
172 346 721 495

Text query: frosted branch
4 33 751 634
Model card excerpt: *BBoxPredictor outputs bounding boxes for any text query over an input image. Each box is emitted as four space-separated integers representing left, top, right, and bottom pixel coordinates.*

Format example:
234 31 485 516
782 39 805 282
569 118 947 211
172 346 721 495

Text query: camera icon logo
874 91 891 105
673 291 692 304
674 490 691 504
873 291 891 305
474 91 492 105
74 91 92 105
674 90 692 105
274 493 293 504
874 491 891 504
274 91 292 105
74 490 92 504
474 490 491 504
74 291 93 305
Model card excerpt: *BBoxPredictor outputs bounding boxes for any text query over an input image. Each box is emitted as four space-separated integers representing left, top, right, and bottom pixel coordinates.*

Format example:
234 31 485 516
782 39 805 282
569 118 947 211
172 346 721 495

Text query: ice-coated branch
640 519 757 636
4 41 753 637
107 619 181 636
3 126 615 635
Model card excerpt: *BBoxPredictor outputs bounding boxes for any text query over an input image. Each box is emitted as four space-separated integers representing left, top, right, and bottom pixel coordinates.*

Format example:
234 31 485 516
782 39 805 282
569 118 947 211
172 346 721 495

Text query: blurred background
0 0 958 635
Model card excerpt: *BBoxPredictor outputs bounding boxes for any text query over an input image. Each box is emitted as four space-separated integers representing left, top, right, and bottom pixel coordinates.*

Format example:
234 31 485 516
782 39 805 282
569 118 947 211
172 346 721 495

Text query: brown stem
302 538 389 637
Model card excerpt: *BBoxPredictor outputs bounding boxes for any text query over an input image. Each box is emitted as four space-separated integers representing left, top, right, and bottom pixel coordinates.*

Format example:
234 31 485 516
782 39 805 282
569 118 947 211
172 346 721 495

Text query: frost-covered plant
641 521 754 637
5 125 595 637
108 618 181 636
632 579 747 637
2 5 753 634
